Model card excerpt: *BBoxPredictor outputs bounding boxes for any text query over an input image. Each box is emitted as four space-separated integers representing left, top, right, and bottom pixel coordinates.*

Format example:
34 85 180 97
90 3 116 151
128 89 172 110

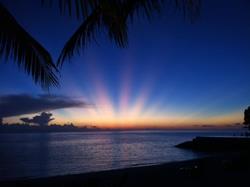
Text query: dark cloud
20 112 54 126
0 94 88 118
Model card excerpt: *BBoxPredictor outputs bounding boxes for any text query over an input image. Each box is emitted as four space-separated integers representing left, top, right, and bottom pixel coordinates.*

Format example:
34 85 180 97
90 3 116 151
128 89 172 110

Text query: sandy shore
1 153 250 187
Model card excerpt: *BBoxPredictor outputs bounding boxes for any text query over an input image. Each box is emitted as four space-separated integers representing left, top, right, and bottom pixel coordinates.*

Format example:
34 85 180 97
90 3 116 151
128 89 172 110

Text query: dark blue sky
1 0 250 127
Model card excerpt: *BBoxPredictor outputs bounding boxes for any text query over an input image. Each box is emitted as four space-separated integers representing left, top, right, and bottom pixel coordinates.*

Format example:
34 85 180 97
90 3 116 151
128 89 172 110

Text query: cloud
0 94 89 118
20 112 54 126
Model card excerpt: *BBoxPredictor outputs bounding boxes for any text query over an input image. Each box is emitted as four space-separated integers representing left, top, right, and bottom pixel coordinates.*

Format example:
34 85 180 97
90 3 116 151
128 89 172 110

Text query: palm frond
55 0 201 66
174 0 201 21
0 3 59 89
57 7 102 66
42 0 100 19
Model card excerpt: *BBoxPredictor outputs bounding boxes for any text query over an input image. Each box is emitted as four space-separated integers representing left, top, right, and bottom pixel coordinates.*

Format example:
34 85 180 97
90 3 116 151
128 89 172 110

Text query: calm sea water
0 130 244 181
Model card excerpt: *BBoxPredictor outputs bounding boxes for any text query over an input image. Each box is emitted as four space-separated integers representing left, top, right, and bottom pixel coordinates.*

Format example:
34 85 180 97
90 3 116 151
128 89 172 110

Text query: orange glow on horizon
3 57 244 129
5 108 242 129
49 110 242 129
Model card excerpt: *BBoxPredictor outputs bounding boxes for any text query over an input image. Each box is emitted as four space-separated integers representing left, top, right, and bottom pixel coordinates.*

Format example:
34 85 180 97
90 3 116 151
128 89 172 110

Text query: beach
1 152 250 187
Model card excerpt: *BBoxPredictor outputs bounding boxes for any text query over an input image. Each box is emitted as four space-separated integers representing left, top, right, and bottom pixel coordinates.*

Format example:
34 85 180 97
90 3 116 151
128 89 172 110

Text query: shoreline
1 153 250 187
176 136 250 151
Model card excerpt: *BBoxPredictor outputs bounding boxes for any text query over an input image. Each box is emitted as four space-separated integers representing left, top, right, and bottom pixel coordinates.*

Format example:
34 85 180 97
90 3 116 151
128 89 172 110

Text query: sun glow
47 60 243 129
4 57 242 129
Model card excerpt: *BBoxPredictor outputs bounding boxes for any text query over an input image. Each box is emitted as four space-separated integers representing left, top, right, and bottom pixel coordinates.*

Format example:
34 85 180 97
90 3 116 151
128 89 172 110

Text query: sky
0 0 250 129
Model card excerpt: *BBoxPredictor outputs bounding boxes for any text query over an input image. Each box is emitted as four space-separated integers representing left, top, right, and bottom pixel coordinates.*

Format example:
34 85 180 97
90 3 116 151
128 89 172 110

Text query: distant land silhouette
0 112 99 133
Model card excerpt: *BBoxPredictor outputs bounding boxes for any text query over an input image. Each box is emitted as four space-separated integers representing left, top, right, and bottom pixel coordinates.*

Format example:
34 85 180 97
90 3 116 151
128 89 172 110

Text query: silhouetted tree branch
0 0 201 88
0 3 59 89
42 0 201 67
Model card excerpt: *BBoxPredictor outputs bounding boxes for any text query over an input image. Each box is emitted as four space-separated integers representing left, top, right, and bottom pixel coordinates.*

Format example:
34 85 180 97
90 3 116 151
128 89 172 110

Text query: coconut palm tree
0 2 59 89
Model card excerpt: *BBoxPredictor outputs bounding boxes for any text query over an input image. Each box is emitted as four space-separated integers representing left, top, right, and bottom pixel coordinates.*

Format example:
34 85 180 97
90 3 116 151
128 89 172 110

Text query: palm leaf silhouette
0 3 59 89
42 0 200 67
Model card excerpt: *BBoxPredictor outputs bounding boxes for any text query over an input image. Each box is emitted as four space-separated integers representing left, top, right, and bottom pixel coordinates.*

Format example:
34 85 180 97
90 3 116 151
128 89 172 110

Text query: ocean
0 130 244 181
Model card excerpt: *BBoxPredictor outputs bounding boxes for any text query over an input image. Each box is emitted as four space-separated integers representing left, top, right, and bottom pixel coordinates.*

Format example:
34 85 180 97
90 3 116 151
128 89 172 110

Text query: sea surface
0 130 245 181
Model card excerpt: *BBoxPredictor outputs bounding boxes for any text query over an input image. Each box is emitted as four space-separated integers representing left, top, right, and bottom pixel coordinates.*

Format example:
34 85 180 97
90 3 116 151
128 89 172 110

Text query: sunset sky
0 0 250 129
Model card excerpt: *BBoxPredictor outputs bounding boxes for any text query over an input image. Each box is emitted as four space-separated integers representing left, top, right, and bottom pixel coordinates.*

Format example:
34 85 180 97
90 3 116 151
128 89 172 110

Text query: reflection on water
0 130 240 180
